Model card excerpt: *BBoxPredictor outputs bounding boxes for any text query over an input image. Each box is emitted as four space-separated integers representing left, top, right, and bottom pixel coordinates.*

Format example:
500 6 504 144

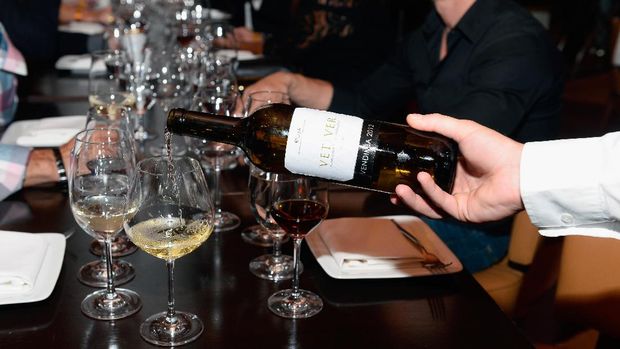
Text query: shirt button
560 213 574 225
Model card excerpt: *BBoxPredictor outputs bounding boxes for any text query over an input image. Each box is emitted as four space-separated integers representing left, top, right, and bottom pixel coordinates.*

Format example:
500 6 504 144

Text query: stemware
88 50 134 117
240 91 290 244
248 165 298 281
188 84 241 232
125 156 215 346
69 128 142 320
75 113 137 287
268 177 329 318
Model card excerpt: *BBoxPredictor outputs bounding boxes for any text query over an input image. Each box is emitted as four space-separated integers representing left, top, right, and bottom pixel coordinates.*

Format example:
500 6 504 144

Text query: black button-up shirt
330 0 564 142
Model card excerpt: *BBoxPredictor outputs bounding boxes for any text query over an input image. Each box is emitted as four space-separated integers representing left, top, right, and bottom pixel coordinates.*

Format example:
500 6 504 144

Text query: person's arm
0 141 71 201
394 113 620 240
242 71 334 110
521 133 620 239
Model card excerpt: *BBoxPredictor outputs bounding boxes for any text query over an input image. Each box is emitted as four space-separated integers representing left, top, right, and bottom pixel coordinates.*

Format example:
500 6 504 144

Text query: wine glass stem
272 234 282 258
291 237 303 298
103 239 117 297
166 259 178 323
212 157 223 217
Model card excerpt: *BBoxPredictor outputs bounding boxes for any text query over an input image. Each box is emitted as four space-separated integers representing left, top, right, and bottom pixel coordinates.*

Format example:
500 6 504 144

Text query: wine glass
248 164 300 281
268 177 329 318
88 50 135 116
240 91 290 244
189 84 241 232
75 113 137 287
125 156 215 346
69 127 142 320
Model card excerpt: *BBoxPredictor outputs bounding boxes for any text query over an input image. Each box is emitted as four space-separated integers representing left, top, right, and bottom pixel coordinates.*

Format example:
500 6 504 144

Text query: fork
389 219 452 270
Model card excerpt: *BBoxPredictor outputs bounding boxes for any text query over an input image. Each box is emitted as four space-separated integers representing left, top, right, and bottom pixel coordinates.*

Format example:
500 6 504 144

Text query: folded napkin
217 49 262 61
317 217 432 271
16 115 85 147
0 231 48 294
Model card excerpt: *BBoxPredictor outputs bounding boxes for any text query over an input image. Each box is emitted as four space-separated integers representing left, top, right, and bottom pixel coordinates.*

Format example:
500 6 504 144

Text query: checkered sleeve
0 144 31 201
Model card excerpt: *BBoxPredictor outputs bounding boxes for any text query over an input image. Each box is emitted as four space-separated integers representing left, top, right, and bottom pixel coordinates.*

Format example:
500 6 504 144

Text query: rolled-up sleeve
0 144 31 201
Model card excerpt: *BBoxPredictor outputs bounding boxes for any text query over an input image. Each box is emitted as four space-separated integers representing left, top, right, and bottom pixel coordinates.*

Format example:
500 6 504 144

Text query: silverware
389 219 452 270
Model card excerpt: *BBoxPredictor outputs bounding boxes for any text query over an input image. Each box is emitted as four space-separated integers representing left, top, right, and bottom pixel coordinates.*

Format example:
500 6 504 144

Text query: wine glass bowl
247 165 298 280
125 155 215 346
267 177 328 318
69 127 142 320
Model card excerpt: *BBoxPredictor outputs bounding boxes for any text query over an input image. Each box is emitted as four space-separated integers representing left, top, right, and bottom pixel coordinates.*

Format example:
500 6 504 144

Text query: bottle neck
166 108 245 146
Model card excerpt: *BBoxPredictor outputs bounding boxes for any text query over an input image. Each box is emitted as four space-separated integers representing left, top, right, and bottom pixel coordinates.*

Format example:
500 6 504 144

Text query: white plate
1 115 86 147
58 21 105 35
55 54 92 73
0 233 66 305
306 215 463 279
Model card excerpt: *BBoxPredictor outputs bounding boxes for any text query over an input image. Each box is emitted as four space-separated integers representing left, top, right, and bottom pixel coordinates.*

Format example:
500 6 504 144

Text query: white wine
72 195 135 240
126 217 214 260
89 93 137 116
167 104 458 194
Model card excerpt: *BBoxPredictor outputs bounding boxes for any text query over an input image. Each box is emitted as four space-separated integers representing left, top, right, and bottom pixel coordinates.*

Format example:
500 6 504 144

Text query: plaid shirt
0 22 29 201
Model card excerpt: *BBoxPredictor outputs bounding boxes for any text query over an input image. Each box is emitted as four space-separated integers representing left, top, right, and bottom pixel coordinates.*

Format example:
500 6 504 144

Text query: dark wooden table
0 68 534 348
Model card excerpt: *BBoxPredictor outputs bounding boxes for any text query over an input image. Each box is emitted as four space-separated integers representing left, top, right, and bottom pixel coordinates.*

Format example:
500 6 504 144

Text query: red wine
166 104 458 194
271 199 327 238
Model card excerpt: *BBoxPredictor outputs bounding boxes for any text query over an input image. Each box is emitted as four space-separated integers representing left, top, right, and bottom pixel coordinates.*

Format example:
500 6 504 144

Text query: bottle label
285 108 363 181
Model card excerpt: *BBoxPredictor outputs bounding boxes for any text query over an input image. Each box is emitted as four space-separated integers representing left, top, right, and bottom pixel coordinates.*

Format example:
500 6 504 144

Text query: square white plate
306 215 462 279
0 232 66 305
1 115 86 147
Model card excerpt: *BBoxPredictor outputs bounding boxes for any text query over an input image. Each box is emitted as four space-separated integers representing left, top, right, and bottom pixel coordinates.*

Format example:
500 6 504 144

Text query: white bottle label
285 108 363 181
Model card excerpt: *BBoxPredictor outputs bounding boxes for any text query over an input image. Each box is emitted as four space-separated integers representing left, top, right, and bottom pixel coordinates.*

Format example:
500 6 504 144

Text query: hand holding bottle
391 113 525 223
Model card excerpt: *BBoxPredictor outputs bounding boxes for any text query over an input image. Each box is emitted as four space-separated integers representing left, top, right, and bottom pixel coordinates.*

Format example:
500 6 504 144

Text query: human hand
391 113 525 223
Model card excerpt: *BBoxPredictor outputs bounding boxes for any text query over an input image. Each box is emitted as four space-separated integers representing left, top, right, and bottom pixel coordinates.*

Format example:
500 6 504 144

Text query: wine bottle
167 104 457 194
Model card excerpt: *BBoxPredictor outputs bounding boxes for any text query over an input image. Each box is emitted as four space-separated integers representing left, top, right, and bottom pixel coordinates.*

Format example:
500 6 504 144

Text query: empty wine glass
189 84 241 232
125 156 215 346
69 127 142 320
248 164 299 281
268 177 329 318
240 91 290 244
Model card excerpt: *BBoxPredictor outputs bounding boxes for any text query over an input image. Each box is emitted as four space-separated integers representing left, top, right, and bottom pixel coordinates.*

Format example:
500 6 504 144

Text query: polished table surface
0 68 534 348
0 169 534 349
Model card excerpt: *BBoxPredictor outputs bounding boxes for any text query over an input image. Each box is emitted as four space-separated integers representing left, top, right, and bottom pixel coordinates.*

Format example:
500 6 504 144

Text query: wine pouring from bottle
166 104 458 194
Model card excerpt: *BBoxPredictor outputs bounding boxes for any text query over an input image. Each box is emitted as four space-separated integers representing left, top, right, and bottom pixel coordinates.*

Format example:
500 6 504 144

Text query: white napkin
316 217 429 271
217 49 262 61
0 231 49 294
16 115 85 147
55 54 92 72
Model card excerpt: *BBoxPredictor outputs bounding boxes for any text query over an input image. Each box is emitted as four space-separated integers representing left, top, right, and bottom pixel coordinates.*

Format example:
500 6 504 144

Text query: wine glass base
140 311 204 346
78 259 135 287
81 288 142 320
214 211 241 232
268 289 323 319
240 225 275 247
249 254 302 281
89 236 138 257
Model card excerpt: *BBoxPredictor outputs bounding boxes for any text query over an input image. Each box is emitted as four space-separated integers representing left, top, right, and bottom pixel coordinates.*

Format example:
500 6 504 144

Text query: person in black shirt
244 0 565 272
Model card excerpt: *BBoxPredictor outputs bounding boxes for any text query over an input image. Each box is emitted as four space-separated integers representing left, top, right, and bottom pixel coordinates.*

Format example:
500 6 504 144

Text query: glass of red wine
267 177 329 318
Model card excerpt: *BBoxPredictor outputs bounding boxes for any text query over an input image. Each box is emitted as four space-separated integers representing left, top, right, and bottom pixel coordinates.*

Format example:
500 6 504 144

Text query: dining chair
601 17 620 132
548 235 620 348
473 211 561 318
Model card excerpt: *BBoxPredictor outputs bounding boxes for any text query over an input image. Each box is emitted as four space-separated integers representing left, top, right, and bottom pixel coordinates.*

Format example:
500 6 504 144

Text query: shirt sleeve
521 132 620 239
0 144 31 201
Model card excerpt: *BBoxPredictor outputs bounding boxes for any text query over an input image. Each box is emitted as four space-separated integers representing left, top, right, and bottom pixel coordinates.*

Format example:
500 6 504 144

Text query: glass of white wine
88 50 135 116
77 107 138 288
125 156 215 346
69 127 142 320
